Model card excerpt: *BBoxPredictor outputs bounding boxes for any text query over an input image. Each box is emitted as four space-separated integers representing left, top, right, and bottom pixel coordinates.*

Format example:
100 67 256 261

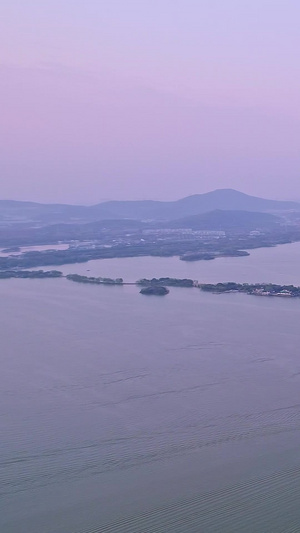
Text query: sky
1 0 300 204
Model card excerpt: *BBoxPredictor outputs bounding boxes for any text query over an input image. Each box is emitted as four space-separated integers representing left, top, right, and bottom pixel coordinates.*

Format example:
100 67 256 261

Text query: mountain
165 209 281 231
0 189 299 226
0 200 92 225
169 189 300 216
91 189 300 220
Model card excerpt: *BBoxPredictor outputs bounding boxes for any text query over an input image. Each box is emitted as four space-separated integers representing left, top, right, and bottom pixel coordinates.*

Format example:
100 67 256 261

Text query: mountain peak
0 189 299 224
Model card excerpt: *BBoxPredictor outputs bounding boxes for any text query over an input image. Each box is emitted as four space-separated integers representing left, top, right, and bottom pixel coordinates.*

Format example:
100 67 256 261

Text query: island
198 282 300 297
180 252 216 261
66 274 123 284
137 277 194 287
140 286 169 296
0 270 300 299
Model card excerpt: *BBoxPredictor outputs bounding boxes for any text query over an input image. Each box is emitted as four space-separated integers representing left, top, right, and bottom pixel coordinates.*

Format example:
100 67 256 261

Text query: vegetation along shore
1 271 300 298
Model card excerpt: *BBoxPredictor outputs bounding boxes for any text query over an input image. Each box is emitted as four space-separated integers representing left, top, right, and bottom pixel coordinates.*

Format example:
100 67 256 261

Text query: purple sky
1 1 300 204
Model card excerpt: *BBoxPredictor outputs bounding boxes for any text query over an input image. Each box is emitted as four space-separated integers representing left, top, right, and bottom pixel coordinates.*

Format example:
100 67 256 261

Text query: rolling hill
0 189 298 226
165 209 281 231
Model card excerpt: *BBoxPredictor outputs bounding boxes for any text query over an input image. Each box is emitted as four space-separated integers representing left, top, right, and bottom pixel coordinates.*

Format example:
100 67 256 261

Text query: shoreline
1 270 300 299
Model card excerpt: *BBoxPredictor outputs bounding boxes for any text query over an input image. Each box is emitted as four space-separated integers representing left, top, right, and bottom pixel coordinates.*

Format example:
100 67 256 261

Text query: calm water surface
47 240 300 285
2 246 300 532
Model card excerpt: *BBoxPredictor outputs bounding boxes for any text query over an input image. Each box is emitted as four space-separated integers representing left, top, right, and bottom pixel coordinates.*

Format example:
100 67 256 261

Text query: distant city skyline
1 1 300 203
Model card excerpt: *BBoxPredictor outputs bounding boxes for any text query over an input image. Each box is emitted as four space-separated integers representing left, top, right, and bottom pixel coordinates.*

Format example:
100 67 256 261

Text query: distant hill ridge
0 189 299 225
165 209 280 230
0 209 281 247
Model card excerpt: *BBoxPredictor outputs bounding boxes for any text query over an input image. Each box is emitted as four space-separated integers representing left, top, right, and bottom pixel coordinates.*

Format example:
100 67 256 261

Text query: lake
44 240 300 285
2 244 300 532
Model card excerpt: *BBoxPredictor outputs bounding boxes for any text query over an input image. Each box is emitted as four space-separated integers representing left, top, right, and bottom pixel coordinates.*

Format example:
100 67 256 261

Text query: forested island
140 286 169 296
66 274 123 285
137 277 194 287
1 271 300 299
137 279 300 297
198 282 300 297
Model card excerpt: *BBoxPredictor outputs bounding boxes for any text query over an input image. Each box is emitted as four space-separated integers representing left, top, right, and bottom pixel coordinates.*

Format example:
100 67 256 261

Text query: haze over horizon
1 187 299 207
2 1 300 204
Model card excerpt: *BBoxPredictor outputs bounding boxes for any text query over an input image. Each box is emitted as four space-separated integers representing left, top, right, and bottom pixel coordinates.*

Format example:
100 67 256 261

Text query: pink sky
1 0 300 203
